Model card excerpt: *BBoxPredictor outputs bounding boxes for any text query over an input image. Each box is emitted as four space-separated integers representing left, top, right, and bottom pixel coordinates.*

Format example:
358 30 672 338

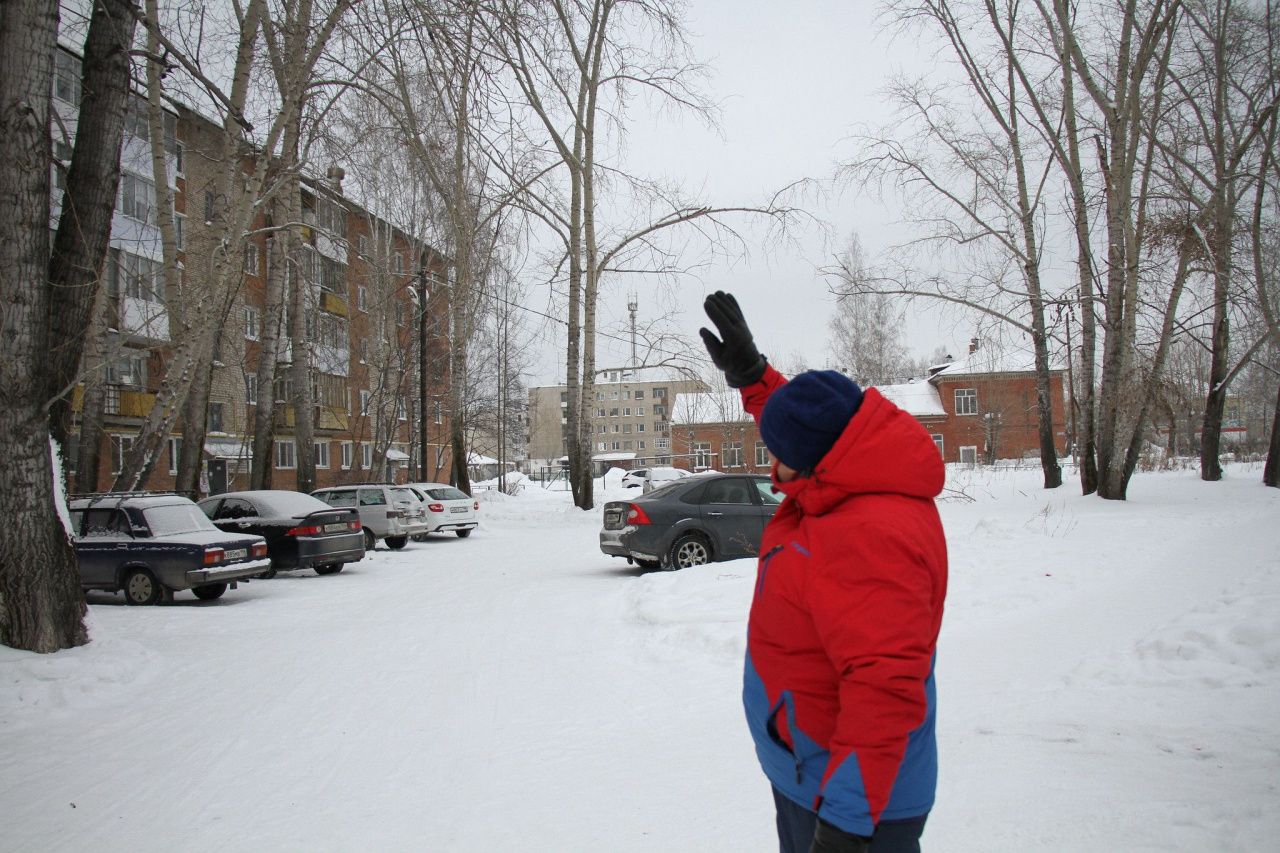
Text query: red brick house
671 345 1068 470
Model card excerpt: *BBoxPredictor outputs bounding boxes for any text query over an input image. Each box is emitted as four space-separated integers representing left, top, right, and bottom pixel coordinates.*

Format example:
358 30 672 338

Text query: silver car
311 484 430 550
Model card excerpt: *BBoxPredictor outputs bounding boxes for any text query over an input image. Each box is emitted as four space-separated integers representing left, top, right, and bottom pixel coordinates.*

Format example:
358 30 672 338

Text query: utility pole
417 255 430 481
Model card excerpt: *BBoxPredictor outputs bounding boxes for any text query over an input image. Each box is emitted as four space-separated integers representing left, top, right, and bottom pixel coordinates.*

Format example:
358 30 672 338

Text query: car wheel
122 568 163 605
192 583 227 600
314 563 344 575
363 528 376 551
385 535 408 550
455 529 472 538
668 533 712 570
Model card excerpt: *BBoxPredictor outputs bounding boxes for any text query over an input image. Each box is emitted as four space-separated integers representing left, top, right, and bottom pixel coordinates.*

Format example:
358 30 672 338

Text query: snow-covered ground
2 465 1278 852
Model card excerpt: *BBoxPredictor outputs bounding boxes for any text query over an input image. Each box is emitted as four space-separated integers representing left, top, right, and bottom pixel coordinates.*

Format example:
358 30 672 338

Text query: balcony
103 385 156 418
320 291 348 317
273 404 348 431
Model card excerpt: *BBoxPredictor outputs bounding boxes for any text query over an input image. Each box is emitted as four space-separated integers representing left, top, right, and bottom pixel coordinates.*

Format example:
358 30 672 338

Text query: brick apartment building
57 46 455 496
669 344 1068 471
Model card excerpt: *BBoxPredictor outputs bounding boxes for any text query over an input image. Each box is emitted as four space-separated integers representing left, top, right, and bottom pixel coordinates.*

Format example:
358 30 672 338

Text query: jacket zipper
755 544 784 597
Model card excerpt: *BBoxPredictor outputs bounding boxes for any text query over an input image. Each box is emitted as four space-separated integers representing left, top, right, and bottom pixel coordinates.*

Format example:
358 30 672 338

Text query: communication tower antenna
628 293 639 368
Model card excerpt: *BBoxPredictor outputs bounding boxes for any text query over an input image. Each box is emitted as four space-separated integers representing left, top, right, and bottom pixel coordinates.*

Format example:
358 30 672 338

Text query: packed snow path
2 465 1278 851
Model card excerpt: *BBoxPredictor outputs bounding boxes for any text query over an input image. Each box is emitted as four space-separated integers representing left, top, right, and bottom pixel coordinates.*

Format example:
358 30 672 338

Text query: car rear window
251 492 331 517
425 487 470 501
145 504 218 536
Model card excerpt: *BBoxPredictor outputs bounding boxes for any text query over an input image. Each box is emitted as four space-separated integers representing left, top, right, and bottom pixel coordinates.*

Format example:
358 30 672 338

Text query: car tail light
348 520 361 531
428 503 444 513
287 524 322 536
626 504 651 525
251 542 268 559
203 547 225 566
473 501 479 510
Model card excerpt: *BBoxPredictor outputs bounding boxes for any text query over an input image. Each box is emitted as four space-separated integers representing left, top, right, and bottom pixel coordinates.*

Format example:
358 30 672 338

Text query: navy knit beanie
760 370 864 473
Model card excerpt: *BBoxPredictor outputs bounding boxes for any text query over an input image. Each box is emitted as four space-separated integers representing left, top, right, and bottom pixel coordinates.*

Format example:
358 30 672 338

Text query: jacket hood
772 388 944 515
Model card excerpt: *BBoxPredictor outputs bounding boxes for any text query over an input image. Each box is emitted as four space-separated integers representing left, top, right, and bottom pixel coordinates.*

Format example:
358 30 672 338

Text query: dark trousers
773 787 927 853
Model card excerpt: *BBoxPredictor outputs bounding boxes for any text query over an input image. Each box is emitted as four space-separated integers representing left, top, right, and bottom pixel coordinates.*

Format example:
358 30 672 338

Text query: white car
405 483 480 538
621 466 691 492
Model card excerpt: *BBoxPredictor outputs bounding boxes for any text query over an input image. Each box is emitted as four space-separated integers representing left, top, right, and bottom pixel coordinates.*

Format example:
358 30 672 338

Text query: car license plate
450 507 468 513
324 523 347 533
225 548 247 560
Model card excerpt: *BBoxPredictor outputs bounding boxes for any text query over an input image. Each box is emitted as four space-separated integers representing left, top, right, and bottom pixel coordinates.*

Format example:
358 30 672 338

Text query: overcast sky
530 0 972 385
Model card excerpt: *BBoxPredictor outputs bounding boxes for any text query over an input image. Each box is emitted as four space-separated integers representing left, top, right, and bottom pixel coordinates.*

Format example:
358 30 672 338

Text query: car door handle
707 511 724 517
116 543 129 549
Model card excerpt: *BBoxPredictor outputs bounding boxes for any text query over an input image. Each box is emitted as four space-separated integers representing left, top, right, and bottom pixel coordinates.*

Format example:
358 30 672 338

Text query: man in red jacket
701 292 948 853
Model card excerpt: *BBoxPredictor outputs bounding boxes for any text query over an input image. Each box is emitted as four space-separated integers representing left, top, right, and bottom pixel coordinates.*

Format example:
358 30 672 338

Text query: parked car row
69 482 481 605
599 472 780 570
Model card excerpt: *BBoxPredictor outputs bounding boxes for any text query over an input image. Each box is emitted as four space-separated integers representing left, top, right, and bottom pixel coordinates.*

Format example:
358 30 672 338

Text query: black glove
699 291 767 387
810 818 871 853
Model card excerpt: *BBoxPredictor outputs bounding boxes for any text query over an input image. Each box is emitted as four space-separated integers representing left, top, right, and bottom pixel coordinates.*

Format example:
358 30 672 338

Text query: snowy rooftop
670 390 753 426
876 381 947 417
930 344 1065 378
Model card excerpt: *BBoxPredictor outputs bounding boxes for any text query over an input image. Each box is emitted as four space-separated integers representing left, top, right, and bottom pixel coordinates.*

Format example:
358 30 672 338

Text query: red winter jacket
740 365 947 836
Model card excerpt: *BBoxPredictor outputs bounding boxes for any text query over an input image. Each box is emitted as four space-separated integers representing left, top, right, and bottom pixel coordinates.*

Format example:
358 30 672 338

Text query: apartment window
597 424 606 433
595 408 605 417
244 244 260 275
653 404 666 417
168 438 182 475
358 235 369 256
638 440 646 450
611 441 621 451
653 387 667 398
110 249 163 304
359 390 371 416
119 173 156 224
203 190 215 223
611 391 619 401
598 441 607 451
634 390 645 400
361 443 373 470
54 51 81 104
623 407 632 417
394 252 404 274
173 214 184 250
621 424 630 434
725 441 744 467
959 445 978 465
635 406 645 416
275 439 297 469
340 442 353 470
105 352 148 388
612 424 620 434
314 441 330 469
656 438 670 450
433 401 442 425
397 399 406 421
244 306 260 340
207 402 225 433
357 287 368 311
110 435 135 475
955 388 978 416
755 441 769 467
607 408 618 417
637 423 645 433
244 373 258 405
693 441 713 469
931 434 945 457
622 390 630 400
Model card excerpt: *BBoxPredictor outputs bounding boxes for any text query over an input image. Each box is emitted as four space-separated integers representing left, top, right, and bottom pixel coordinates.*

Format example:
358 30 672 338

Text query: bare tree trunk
0 0 88 652
45 0 138 448
74 286 113 493
1265 380 1280 488
252 221 285 489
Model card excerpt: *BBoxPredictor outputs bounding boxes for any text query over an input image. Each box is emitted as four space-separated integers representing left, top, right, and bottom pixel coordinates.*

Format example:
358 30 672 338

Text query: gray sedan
599 473 781 570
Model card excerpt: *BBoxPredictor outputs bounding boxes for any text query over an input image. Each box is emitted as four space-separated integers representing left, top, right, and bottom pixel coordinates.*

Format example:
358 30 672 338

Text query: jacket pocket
755 544 784 598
